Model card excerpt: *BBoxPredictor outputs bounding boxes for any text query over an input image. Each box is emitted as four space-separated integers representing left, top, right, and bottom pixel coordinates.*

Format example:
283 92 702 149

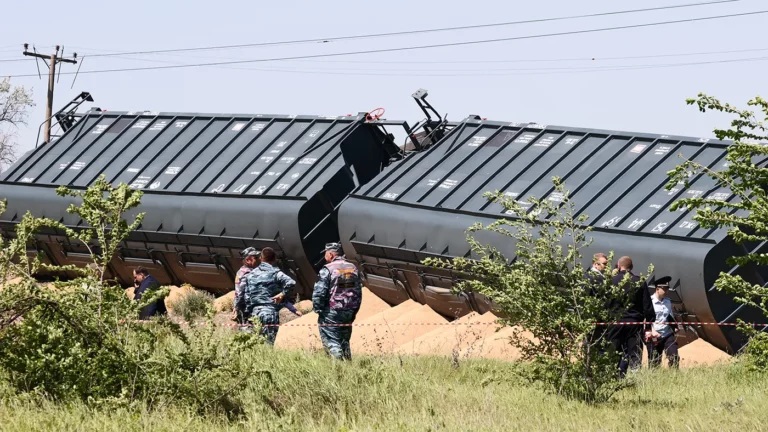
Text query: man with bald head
608 256 656 377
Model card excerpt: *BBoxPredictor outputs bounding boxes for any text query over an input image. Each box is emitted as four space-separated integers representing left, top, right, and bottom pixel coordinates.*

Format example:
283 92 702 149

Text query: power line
35 46 768 69
293 47 768 64
0 0 742 64
4 9 767 79
117 56 768 77
49 48 768 74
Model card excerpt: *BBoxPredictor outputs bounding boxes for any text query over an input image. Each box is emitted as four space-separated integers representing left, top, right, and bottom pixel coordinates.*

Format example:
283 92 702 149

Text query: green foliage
0 353 761 430
424 178 647 403
0 178 264 416
0 77 35 170
666 94 768 363
169 290 215 323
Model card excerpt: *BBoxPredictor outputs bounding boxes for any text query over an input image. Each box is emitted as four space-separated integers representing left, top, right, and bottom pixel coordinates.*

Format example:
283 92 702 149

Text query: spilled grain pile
397 311 502 357
274 287 390 351
678 339 732 367
351 302 448 356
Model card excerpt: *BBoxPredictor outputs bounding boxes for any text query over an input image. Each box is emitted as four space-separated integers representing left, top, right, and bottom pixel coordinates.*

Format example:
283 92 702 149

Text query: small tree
0 77 34 170
425 178 645 403
0 177 263 416
666 94 768 367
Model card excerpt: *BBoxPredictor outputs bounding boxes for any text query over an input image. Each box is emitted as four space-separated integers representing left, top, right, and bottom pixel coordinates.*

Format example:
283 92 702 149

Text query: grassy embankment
0 344 763 432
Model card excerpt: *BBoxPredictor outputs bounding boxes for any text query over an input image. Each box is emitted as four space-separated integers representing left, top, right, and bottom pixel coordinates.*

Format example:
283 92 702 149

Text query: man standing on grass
313 242 363 360
243 247 296 345
608 256 656 377
233 247 260 324
646 276 680 369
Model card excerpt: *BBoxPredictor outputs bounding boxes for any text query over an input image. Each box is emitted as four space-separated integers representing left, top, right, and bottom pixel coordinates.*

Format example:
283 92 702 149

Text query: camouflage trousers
249 305 280 345
318 310 357 360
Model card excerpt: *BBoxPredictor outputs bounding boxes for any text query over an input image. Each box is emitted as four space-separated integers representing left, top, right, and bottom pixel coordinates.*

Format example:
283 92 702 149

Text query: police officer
233 247 260 324
243 247 296 345
608 256 655 377
646 276 680 369
312 242 363 361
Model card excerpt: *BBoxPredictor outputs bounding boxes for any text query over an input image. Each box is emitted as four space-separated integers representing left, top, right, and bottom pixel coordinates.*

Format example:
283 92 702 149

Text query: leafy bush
0 176 264 417
425 179 642 403
666 94 768 367
169 289 215 322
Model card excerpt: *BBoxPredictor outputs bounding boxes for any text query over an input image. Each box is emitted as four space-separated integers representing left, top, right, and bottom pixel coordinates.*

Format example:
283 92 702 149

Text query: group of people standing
587 253 679 376
232 243 363 360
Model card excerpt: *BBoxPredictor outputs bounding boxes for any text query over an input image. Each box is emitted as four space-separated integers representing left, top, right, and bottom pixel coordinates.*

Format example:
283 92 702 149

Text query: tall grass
0 347 766 431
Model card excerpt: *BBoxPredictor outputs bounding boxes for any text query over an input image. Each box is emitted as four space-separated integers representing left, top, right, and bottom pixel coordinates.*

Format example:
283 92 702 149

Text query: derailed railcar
0 110 402 297
338 116 766 353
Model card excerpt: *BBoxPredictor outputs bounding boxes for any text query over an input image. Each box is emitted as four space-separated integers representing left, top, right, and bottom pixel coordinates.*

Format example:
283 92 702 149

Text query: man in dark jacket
607 256 655 377
133 266 166 319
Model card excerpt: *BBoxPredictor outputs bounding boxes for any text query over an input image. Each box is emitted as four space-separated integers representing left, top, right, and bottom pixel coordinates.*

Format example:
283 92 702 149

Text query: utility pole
23 44 77 143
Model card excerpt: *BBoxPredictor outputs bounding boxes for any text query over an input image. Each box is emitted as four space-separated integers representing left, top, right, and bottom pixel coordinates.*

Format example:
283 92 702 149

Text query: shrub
169 289 215 322
0 176 264 417
425 179 642 403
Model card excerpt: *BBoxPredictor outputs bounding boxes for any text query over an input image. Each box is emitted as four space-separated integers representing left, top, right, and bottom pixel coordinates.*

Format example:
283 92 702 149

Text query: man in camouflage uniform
243 247 296 345
313 242 363 360
232 247 260 324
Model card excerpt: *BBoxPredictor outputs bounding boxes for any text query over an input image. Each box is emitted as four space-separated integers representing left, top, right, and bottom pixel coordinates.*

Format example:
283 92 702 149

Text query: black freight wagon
338 116 767 353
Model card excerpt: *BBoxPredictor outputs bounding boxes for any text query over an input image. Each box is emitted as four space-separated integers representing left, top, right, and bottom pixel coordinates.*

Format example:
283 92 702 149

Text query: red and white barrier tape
130 320 768 328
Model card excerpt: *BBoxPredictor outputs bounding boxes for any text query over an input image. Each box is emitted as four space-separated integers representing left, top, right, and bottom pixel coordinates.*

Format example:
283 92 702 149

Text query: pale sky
0 0 765 160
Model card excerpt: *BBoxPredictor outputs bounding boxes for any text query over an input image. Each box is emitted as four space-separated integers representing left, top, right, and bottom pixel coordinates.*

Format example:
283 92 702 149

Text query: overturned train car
0 110 403 297
338 116 767 354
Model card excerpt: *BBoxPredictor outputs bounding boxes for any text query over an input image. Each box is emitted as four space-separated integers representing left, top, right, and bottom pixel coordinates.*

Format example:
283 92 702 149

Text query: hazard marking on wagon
630 144 647 154
232 123 246 131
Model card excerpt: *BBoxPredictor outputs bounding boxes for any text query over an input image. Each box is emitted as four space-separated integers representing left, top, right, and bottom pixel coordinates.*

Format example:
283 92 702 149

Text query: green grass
0 346 766 431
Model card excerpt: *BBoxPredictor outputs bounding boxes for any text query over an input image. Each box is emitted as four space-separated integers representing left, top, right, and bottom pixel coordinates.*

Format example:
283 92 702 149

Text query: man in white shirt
646 277 679 368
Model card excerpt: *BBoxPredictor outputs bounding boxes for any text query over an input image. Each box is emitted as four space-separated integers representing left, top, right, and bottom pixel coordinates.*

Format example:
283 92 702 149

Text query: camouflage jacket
233 265 253 311
244 262 296 308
